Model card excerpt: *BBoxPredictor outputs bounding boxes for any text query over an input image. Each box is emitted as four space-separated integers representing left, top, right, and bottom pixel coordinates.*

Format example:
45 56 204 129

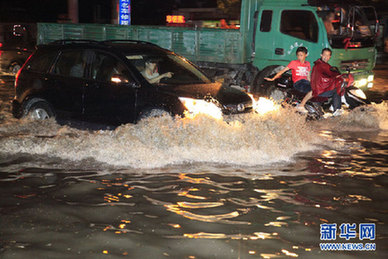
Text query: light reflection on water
0 130 387 258
0 81 388 257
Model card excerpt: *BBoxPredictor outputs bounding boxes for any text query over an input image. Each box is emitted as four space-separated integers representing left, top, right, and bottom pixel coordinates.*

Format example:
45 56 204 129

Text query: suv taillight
14 67 21 88
15 53 33 88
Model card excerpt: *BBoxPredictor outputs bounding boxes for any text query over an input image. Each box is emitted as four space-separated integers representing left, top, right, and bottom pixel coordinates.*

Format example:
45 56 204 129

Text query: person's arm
265 66 290 81
147 72 173 84
322 64 340 78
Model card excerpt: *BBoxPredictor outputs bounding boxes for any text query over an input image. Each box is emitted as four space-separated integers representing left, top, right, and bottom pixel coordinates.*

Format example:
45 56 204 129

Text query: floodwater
0 76 387 259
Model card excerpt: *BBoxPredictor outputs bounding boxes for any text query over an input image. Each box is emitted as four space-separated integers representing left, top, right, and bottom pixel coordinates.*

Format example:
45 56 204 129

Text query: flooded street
0 69 387 258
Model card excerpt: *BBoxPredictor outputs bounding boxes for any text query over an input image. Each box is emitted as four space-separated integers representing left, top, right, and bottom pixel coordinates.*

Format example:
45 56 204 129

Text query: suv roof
49 39 158 46
41 39 167 55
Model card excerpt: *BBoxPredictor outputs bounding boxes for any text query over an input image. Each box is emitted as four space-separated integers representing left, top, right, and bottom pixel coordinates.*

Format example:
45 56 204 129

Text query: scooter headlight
355 78 367 88
367 75 374 82
349 89 367 100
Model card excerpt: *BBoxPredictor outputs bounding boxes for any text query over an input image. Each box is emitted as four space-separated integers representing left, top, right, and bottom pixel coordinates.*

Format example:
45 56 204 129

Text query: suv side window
91 52 131 83
53 50 88 78
280 10 318 42
26 50 57 73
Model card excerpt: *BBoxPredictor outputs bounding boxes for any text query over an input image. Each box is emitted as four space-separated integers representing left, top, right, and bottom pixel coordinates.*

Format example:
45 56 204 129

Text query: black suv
12 40 252 125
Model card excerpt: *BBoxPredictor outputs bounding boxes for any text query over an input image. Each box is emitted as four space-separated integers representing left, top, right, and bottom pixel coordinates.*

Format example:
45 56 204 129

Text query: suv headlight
179 97 222 119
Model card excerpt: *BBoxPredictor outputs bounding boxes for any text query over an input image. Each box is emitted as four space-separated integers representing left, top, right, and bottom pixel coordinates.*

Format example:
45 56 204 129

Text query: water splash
0 101 386 169
0 107 319 168
313 102 388 131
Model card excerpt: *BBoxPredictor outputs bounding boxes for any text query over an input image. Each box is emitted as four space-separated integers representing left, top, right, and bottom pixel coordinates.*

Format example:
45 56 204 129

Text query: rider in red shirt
265 46 311 94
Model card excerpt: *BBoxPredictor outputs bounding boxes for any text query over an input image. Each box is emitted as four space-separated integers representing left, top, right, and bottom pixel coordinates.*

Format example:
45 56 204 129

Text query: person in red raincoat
298 48 343 116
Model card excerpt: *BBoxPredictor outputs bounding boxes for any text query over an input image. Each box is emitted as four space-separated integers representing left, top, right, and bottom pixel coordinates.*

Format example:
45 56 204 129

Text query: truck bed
37 23 247 65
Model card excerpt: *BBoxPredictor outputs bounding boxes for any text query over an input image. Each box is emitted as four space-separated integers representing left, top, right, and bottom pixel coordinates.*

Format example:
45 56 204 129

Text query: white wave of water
0 101 386 168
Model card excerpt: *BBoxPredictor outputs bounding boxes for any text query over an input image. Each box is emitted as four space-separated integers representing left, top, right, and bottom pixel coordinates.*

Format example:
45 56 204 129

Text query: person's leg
294 80 312 113
331 91 342 111
318 89 335 98
319 89 342 112
299 90 313 107
294 79 311 93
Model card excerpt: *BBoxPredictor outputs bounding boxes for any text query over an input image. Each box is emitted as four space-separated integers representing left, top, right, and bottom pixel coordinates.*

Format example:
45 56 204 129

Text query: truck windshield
318 6 378 48
126 53 211 85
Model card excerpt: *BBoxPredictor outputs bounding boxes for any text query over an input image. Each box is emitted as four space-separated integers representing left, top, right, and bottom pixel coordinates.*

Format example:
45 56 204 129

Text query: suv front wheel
23 98 55 120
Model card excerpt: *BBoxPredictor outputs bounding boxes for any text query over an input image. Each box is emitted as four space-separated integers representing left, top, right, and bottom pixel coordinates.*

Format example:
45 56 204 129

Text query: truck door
252 10 275 69
274 10 322 66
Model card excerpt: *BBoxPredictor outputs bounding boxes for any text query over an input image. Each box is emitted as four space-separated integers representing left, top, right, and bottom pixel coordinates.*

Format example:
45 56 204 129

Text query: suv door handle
128 82 141 89
275 48 284 55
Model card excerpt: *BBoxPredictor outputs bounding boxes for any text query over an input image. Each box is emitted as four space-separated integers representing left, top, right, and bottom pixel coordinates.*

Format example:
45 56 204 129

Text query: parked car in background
0 23 36 75
12 40 252 125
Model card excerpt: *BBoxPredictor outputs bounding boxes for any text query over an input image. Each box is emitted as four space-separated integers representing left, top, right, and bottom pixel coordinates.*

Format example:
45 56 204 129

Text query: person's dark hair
145 57 159 64
296 46 308 55
321 48 332 55
324 11 335 22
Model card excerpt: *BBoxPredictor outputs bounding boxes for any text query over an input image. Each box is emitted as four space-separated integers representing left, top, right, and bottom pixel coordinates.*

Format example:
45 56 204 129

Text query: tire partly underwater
24 99 55 120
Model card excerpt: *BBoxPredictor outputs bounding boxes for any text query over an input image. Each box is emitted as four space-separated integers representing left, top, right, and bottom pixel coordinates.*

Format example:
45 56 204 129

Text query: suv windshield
318 5 378 48
126 53 211 85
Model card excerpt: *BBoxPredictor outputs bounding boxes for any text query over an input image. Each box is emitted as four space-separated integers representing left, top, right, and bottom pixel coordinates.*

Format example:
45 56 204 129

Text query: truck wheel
9 62 22 75
23 99 55 120
268 87 287 103
251 65 281 94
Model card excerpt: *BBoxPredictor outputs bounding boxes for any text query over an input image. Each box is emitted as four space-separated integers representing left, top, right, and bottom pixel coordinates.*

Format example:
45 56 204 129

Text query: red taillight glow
15 53 33 88
349 43 361 48
14 68 22 88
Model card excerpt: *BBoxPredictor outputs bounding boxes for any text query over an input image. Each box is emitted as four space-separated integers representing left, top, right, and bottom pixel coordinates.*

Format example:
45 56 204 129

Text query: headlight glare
349 89 367 100
179 97 223 119
355 78 367 87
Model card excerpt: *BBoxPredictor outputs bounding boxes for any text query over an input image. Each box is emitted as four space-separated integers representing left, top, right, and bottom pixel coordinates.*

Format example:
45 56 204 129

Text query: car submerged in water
12 40 252 125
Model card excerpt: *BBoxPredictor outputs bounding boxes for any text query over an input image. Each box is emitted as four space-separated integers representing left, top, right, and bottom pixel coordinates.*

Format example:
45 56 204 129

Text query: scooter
258 68 369 120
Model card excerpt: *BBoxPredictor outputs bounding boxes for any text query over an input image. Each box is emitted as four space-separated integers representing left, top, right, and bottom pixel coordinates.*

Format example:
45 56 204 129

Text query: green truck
37 0 378 91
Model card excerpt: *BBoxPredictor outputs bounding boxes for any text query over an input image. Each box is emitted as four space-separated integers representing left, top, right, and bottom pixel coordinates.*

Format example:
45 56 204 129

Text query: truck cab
250 0 378 90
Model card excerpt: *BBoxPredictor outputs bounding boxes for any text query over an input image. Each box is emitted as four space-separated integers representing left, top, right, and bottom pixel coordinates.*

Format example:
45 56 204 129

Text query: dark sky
0 0 68 22
0 0 386 24
0 0 217 24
